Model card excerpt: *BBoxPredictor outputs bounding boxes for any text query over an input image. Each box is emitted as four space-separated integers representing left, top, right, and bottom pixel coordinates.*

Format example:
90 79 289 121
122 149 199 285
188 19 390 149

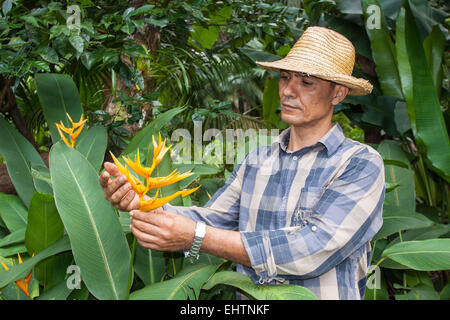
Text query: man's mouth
281 103 301 111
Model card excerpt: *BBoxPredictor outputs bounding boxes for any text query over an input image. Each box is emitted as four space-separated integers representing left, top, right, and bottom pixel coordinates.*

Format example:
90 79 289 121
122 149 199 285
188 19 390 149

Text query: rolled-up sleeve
240 150 385 282
162 156 247 230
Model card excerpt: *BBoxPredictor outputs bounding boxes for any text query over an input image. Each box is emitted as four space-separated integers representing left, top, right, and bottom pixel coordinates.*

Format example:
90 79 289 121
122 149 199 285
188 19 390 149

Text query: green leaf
381 239 450 271
362 0 403 98
0 236 71 288
30 60 50 72
2 0 12 15
0 228 25 247
49 142 131 300
35 73 83 144
191 25 220 49
133 244 165 285
25 193 63 255
203 271 318 300
262 75 280 126
25 192 64 288
374 205 434 241
423 25 445 98
30 163 52 194
396 4 450 182
377 140 415 210
36 279 73 300
129 264 221 300
75 125 108 173
69 35 84 53
440 282 450 300
0 116 46 207
395 284 440 300
0 193 28 231
122 107 185 156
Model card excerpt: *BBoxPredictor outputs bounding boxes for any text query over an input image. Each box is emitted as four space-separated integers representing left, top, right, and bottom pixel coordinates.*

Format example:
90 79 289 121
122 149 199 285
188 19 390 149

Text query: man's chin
280 112 305 126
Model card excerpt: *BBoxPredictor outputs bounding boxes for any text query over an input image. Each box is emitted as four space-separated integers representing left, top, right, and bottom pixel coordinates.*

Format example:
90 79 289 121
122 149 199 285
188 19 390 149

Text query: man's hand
130 209 196 252
99 162 140 211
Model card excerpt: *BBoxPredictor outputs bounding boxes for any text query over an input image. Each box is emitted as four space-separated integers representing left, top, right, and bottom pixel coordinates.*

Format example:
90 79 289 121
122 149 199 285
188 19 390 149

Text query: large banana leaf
0 228 25 247
0 193 28 232
381 239 450 271
362 0 403 99
25 192 64 290
75 125 108 173
377 140 415 210
35 73 84 144
203 271 317 300
49 142 131 300
423 25 445 98
25 193 63 254
129 264 221 300
373 205 434 241
0 116 47 207
396 3 450 182
133 242 166 285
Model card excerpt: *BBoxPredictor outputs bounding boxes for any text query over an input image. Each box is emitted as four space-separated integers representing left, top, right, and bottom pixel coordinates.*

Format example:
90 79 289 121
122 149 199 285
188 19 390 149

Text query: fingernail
129 211 134 217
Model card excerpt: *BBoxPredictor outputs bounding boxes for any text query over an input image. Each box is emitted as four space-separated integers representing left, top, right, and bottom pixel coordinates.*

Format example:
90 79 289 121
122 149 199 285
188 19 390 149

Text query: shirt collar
274 123 346 156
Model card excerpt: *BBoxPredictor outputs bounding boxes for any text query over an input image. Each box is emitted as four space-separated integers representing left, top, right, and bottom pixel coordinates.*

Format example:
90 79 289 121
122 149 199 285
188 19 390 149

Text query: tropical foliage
0 0 449 300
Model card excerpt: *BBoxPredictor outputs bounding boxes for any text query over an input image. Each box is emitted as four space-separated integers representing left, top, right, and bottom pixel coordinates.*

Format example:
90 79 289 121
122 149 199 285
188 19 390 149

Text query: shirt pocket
292 187 324 227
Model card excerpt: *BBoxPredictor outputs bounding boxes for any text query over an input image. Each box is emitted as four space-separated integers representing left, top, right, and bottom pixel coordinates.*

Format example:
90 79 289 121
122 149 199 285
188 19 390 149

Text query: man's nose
280 78 297 98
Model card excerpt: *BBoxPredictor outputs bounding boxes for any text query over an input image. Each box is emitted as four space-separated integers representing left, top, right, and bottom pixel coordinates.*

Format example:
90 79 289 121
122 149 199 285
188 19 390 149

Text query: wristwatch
185 221 206 261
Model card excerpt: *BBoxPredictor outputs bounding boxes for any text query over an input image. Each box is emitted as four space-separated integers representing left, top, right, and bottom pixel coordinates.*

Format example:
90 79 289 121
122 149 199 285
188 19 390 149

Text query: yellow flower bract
110 132 200 212
55 113 87 148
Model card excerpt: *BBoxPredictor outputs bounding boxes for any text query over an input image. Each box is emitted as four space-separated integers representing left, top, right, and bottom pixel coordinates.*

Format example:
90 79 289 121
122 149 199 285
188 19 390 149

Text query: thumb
104 161 122 178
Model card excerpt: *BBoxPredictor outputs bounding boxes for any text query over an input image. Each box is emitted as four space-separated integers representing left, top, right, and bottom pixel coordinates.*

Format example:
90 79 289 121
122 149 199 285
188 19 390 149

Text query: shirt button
293 156 298 161
311 226 317 232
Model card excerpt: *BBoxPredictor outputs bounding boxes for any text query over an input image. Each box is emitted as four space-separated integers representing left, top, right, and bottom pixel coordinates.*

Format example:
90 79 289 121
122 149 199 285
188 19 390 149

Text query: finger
136 238 160 251
130 209 157 225
104 161 122 178
105 174 128 197
130 222 161 244
110 182 132 204
120 190 139 211
99 171 111 188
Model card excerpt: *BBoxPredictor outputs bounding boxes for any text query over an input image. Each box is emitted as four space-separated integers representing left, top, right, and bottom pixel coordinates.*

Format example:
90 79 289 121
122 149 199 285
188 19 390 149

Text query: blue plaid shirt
164 123 385 300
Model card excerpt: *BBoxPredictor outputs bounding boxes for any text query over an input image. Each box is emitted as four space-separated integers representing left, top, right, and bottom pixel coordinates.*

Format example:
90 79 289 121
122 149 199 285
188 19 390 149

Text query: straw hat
256 26 373 96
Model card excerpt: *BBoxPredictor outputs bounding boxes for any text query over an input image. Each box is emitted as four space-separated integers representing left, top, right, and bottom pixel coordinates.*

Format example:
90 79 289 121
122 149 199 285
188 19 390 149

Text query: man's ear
331 84 349 106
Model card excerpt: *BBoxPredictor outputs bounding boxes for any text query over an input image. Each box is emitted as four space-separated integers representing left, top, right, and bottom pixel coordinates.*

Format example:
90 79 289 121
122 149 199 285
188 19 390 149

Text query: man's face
278 70 348 127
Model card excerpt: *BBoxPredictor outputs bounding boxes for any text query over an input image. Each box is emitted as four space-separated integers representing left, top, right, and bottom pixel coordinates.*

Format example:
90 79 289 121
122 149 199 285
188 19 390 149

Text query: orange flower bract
110 133 200 211
55 113 87 148
1 253 33 297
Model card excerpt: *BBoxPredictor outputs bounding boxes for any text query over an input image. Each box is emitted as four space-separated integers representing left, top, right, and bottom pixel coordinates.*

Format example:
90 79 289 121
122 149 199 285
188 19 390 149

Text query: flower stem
125 236 137 300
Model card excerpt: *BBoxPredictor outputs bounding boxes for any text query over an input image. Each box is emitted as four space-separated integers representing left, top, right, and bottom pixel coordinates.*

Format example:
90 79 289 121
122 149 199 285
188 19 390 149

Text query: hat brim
256 59 373 96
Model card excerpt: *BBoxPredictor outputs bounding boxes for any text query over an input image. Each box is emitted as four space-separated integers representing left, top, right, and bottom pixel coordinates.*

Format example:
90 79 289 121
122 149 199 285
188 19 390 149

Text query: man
99 26 385 300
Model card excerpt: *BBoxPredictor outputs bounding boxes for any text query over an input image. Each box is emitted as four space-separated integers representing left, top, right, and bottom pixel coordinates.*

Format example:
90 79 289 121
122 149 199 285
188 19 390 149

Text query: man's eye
303 80 312 86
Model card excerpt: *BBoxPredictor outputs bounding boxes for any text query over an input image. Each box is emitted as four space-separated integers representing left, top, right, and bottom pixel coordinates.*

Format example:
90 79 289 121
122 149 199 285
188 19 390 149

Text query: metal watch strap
185 221 206 261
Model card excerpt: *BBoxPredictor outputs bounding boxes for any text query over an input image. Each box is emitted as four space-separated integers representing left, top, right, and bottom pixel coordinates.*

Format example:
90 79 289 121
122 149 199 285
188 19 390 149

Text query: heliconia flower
55 113 86 148
109 151 128 175
66 113 87 129
140 186 200 212
147 170 195 189
122 149 154 179
1 253 33 297
109 133 200 212
152 132 171 167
